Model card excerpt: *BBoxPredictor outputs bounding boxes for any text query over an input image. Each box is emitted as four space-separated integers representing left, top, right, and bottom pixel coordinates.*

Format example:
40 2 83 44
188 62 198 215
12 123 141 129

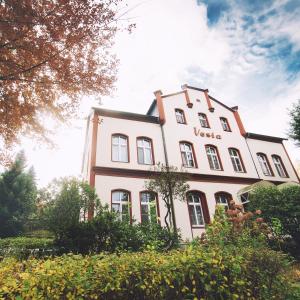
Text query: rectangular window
112 190 130 222
175 109 186 124
199 113 209 128
140 192 158 224
112 135 129 162
137 138 153 165
257 153 273 176
272 155 288 177
188 193 204 226
229 148 245 172
220 117 231 131
180 142 195 167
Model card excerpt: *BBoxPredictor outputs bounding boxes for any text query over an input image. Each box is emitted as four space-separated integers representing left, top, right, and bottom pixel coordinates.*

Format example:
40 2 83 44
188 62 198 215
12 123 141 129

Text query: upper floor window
215 192 232 210
198 113 210 128
175 109 186 124
229 148 245 173
206 145 222 170
137 137 153 165
187 191 210 226
220 117 231 132
112 134 129 162
180 142 196 167
272 155 288 178
140 192 159 224
257 153 273 176
112 190 130 222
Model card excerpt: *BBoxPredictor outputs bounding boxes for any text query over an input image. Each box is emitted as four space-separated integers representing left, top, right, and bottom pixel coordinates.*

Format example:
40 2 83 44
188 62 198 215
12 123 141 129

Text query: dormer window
220 117 231 132
175 109 186 124
198 113 210 128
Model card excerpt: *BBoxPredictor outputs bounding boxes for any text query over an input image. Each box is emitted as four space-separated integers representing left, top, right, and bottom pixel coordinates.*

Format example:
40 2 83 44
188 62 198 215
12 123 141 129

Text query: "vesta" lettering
194 127 222 139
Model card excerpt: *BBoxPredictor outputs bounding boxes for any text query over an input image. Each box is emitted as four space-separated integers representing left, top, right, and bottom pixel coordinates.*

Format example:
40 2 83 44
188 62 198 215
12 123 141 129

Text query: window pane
144 148 152 164
120 146 128 162
138 147 144 164
195 205 204 225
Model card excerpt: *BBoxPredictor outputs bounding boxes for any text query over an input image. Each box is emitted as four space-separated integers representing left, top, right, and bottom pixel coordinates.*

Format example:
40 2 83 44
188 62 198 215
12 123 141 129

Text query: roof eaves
246 132 287 143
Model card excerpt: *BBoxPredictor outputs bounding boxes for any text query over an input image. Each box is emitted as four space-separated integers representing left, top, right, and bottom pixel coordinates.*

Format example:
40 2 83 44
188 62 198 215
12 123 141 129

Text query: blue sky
18 0 300 186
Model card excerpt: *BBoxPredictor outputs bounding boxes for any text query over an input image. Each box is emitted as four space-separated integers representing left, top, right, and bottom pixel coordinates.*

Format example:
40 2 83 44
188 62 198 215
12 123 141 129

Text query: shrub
0 237 55 259
249 185 300 258
56 211 179 254
0 246 292 300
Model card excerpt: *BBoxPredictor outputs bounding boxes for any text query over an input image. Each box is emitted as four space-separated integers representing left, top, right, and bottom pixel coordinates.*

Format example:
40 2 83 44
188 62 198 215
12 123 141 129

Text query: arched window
257 153 273 176
175 109 186 124
205 145 222 170
215 192 232 210
140 192 159 224
180 142 196 167
137 137 154 165
229 148 245 173
220 117 231 132
272 155 288 178
111 190 131 222
198 113 210 128
187 191 210 227
112 134 129 162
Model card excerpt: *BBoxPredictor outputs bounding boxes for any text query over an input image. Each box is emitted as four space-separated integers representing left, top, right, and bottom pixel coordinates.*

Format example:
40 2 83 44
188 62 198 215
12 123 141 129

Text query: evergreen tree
0 151 37 237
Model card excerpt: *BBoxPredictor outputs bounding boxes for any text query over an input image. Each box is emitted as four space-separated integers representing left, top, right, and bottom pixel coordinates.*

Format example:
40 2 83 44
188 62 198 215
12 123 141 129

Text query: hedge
0 237 55 258
0 246 293 300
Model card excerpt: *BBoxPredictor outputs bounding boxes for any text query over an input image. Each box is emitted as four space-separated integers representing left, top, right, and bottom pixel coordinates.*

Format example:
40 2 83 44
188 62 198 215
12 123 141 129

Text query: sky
20 0 300 187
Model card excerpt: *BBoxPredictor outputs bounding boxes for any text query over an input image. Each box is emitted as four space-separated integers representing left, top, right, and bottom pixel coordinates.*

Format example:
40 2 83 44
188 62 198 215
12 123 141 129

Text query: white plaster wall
246 138 299 182
95 116 166 170
94 174 249 240
161 89 259 178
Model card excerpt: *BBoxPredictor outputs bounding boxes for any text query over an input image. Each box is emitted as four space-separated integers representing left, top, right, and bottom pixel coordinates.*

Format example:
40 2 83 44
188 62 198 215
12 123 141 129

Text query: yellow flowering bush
0 246 291 300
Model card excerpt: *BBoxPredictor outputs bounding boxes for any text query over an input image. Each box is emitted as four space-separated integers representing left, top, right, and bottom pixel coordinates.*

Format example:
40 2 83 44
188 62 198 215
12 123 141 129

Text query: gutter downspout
245 136 260 179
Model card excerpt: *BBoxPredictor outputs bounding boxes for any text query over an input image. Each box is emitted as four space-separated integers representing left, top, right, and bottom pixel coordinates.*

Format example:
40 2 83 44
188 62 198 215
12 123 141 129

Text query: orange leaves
0 0 121 158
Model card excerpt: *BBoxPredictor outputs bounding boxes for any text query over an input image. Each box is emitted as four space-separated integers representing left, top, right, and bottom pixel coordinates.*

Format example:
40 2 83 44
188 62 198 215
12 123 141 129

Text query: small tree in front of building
145 163 190 241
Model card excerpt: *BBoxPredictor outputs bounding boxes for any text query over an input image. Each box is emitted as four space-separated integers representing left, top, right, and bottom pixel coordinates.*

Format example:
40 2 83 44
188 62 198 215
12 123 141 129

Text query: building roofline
146 100 157 115
245 132 287 143
92 107 159 124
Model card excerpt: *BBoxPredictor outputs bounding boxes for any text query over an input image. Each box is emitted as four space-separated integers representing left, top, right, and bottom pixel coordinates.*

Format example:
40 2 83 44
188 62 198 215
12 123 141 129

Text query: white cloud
14 0 300 186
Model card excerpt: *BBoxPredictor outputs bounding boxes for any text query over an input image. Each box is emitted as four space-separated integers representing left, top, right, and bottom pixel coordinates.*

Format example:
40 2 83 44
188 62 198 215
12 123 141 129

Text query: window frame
198 113 210 128
111 189 132 223
111 134 129 163
257 153 274 176
139 191 160 224
240 192 250 211
271 154 289 178
175 108 186 124
220 117 231 132
215 192 232 211
186 191 210 228
228 148 246 173
136 137 155 165
205 144 223 171
179 141 198 168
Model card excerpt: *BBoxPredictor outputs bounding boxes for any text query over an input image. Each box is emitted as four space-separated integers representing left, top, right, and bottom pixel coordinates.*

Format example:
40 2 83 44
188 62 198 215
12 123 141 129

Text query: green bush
0 237 54 259
0 246 292 300
56 211 179 254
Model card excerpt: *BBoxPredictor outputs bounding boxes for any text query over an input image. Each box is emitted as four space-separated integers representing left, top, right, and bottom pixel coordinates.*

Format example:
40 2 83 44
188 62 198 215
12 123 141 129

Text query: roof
245 132 287 143
92 107 159 124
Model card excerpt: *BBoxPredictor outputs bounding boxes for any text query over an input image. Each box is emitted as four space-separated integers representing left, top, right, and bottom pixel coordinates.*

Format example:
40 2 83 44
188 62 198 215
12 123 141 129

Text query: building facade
82 85 299 240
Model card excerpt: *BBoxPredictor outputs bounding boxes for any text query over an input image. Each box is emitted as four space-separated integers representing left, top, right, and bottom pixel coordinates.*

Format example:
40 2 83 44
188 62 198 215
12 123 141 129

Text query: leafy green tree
145 164 190 236
249 185 300 257
43 178 100 239
0 151 37 237
289 99 300 145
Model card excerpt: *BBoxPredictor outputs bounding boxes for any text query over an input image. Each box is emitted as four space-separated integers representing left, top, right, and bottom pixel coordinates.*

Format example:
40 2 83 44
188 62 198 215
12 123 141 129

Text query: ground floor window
215 192 232 210
140 192 159 224
240 192 250 211
111 190 130 222
187 191 209 226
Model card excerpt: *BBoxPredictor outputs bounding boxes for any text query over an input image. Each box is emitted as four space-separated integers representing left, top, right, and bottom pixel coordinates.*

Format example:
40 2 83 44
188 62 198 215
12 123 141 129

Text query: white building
82 85 299 240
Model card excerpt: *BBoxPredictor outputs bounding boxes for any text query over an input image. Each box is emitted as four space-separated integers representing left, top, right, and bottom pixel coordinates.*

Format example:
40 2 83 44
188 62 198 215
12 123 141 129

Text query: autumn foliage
0 0 122 158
